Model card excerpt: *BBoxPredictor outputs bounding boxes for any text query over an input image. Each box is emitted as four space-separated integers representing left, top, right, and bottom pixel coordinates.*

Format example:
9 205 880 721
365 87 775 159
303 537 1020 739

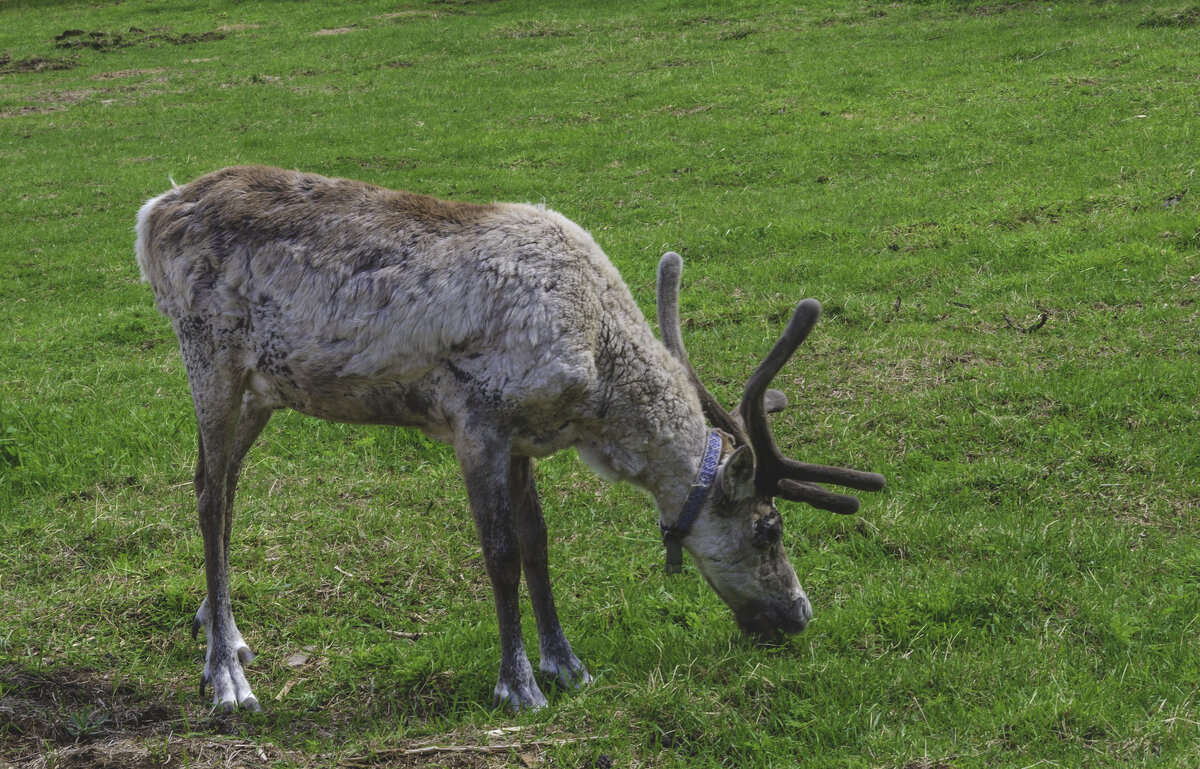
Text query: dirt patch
10 736 290 769
341 750 497 768
1 665 164 745
313 27 360 36
31 88 94 105
0 664 302 768
0 88 95 117
0 664 572 768
0 52 78 74
91 68 166 80
376 10 441 21
0 105 65 118
53 27 225 52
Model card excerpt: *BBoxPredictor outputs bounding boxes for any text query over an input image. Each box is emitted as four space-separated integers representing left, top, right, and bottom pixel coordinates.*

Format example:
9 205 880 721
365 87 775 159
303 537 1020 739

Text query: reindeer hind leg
178 324 261 711
191 394 273 667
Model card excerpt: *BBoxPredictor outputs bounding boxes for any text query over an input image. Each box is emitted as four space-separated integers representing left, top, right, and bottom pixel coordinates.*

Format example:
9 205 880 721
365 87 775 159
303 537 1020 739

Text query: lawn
1 0 1198 766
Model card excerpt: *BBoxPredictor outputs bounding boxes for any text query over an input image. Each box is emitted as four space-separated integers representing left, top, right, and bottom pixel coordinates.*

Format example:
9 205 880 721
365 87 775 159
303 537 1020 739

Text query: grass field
2 0 1199 766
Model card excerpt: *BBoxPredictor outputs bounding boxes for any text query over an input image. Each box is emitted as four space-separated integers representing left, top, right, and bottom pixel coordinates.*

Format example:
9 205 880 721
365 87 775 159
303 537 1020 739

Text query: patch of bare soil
32 89 94 105
0 665 586 768
0 52 78 74
312 27 360 36
342 750 496 768
53 27 225 51
1 88 98 117
375 11 441 21
0 105 65 118
91 68 166 80
13 737 289 769
0 665 291 769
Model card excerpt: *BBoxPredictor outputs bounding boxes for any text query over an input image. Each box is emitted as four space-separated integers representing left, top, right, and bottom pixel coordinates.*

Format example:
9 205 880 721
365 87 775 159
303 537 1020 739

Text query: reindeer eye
753 510 783 549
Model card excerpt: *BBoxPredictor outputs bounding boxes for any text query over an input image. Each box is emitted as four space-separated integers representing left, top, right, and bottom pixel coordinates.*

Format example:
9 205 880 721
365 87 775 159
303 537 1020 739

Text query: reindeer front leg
508 457 591 690
456 433 547 710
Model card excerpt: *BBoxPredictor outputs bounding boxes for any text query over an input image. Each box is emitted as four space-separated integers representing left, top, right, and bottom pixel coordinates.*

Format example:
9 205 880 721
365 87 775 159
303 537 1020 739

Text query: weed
63 706 110 741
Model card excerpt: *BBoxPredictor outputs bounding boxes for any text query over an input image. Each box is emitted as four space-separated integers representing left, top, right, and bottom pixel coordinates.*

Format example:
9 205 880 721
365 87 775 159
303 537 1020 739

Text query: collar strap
661 430 724 574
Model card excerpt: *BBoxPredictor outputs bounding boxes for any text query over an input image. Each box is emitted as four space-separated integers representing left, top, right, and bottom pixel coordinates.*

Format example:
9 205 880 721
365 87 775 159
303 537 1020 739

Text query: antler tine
741 299 887 495
777 479 861 515
656 252 748 444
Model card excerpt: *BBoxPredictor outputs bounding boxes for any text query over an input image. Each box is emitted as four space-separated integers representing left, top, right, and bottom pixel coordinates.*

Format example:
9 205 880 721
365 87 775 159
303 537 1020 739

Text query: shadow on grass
0 663 534 768
0 664 293 768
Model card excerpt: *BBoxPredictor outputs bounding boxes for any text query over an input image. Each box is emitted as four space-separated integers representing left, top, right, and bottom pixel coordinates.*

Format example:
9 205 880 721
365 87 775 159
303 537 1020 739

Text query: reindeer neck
576 328 710 523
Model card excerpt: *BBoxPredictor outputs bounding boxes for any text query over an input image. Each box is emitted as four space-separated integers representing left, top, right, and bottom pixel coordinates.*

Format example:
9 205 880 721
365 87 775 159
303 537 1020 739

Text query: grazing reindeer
136 166 885 712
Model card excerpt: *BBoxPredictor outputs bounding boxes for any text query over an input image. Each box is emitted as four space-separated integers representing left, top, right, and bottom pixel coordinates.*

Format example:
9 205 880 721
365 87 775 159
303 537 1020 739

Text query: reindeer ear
719 445 757 505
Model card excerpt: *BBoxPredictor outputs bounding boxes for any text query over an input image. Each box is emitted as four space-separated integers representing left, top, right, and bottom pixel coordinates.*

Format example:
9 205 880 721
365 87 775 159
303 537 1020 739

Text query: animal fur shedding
136 165 884 711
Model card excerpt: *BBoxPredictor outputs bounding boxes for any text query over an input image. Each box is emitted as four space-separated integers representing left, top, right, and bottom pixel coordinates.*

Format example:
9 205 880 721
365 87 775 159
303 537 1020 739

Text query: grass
1 0 1198 766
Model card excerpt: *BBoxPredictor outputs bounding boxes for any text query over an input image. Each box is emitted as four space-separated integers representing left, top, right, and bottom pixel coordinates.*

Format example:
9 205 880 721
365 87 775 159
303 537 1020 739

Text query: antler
655 252 886 514
739 298 886 509
656 252 749 444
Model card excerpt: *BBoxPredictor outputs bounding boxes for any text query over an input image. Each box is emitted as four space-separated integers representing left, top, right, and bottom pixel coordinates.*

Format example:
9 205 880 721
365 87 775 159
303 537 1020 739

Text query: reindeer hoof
494 679 548 711
541 657 592 690
209 694 259 713
201 651 258 711
559 666 593 690
203 680 260 712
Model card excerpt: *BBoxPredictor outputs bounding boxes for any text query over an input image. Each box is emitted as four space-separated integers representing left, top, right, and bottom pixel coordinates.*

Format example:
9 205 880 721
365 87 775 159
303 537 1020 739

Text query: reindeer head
656 252 886 639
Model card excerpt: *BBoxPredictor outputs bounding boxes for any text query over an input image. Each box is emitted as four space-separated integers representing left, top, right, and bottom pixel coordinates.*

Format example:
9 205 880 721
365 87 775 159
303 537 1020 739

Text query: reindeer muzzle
735 595 812 639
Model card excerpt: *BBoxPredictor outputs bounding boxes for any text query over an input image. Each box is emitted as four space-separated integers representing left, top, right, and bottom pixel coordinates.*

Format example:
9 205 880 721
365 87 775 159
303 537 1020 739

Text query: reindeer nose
736 595 810 639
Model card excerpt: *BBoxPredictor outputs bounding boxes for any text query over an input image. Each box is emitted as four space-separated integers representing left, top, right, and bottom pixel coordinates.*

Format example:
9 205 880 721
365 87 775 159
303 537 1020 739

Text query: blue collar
661 430 724 574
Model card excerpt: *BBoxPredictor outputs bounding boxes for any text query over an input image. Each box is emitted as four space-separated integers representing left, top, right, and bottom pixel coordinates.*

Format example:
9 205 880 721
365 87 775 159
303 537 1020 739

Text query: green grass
2 0 1199 766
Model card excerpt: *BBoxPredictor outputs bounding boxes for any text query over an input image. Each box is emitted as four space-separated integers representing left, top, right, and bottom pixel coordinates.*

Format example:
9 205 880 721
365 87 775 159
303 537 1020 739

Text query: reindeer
135 166 885 712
